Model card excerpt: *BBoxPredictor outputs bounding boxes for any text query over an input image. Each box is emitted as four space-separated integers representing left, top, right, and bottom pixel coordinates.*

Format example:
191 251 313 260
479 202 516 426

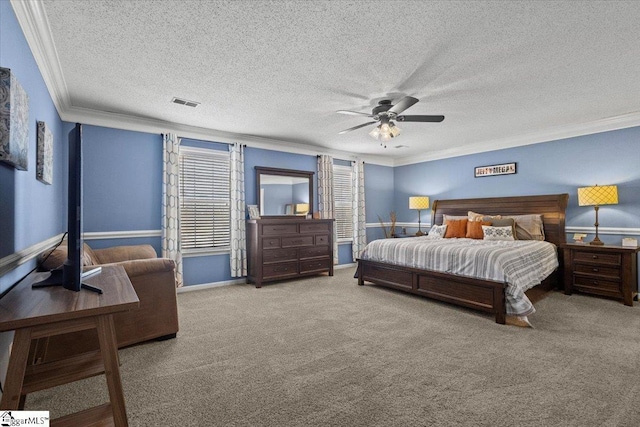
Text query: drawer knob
592 280 599 285
592 268 599 272
592 255 598 259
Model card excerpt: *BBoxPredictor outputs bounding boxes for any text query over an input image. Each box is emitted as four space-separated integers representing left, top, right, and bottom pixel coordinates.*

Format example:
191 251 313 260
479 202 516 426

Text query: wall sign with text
474 162 517 178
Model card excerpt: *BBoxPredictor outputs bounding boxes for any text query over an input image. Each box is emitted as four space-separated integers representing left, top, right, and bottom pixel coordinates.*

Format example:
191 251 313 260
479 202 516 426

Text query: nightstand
563 243 639 306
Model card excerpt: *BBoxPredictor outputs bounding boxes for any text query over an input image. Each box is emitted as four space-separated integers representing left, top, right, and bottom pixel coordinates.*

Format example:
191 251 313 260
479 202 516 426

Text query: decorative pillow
444 219 468 238
443 214 467 222
468 211 502 222
39 243 95 271
505 214 545 240
482 225 515 241
487 218 517 239
426 224 447 238
466 220 492 239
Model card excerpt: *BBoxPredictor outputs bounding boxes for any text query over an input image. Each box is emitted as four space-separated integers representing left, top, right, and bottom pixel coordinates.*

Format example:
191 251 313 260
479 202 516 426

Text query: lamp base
589 239 604 246
415 230 424 236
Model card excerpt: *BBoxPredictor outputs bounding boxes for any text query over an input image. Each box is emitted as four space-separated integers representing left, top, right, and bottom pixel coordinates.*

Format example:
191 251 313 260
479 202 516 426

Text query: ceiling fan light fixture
390 122 401 137
369 120 400 142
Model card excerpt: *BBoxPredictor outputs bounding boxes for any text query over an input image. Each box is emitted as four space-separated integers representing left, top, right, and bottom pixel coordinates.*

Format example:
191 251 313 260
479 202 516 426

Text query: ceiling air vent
171 97 200 108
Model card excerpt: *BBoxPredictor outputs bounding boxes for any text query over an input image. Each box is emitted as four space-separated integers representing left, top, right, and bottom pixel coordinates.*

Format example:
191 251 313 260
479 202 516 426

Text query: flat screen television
33 123 102 293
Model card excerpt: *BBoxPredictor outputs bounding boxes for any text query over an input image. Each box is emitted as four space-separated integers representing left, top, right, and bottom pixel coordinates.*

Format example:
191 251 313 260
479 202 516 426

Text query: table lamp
409 196 430 236
577 184 618 246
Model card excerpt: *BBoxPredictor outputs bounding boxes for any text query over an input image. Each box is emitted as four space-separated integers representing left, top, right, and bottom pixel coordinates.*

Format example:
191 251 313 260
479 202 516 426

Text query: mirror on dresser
255 167 314 217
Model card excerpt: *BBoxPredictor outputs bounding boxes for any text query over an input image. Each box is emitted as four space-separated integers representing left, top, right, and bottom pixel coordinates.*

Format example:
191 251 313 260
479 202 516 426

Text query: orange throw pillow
466 221 492 239
444 219 468 238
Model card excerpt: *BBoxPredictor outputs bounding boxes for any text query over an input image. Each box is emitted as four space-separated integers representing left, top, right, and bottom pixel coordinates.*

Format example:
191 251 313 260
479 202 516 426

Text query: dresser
563 243 639 306
246 218 334 288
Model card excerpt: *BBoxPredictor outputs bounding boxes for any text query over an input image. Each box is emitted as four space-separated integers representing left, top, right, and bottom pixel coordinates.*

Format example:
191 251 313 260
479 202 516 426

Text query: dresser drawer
281 235 314 248
263 262 298 279
573 275 621 293
300 222 331 234
299 245 330 260
573 251 621 266
262 224 298 235
263 248 298 264
262 237 281 249
300 258 331 273
315 235 330 245
574 264 620 279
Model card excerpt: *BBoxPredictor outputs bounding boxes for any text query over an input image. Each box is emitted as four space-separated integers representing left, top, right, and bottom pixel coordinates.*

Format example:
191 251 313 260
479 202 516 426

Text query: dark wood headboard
430 193 569 248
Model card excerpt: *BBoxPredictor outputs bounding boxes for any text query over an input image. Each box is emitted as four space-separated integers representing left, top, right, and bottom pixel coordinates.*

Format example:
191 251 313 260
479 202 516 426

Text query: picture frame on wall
474 162 516 178
0 67 29 170
36 121 53 184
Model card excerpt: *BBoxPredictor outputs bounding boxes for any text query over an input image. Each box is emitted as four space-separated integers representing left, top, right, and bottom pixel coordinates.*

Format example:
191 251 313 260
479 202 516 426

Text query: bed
356 193 569 324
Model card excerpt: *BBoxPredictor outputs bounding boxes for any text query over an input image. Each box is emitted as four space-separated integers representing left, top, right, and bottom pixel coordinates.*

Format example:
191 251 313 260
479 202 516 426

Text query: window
179 146 230 253
333 164 353 241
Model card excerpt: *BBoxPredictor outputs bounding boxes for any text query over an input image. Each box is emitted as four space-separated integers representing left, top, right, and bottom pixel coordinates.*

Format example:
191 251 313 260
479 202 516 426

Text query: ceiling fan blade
336 110 374 117
388 96 419 115
396 115 445 123
338 121 377 134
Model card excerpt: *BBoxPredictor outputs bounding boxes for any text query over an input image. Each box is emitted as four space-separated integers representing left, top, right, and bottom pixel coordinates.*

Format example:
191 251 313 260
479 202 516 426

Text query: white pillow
482 225 515 241
427 224 447 238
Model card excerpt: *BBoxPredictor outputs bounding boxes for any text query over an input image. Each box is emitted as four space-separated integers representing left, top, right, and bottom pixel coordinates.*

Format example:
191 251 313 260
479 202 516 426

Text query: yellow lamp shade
577 185 618 206
409 196 429 210
295 203 309 214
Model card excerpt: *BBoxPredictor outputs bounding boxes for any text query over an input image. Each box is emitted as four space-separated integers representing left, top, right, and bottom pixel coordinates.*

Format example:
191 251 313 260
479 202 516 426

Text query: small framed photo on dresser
247 205 260 219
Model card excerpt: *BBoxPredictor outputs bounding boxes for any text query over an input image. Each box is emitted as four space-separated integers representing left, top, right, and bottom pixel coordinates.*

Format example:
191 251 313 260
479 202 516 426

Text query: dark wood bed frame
357 193 569 323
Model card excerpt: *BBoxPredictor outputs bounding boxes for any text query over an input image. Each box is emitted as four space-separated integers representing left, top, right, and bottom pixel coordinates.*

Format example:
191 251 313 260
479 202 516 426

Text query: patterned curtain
162 133 183 287
229 143 247 277
317 155 338 265
351 160 367 261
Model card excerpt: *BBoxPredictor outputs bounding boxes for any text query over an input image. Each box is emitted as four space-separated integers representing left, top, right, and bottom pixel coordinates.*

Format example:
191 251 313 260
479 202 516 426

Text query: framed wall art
0 67 29 170
36 120 53 184
474 162 516 178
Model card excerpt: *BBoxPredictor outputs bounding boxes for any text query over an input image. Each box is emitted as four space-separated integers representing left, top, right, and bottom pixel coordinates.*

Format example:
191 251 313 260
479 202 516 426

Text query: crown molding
11 1 394 167
392 110 640 166
11 0 71 112
62 105 396 166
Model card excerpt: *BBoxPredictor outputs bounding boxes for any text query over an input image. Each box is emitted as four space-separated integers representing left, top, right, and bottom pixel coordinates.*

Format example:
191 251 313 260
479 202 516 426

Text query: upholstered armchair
33 243 179 362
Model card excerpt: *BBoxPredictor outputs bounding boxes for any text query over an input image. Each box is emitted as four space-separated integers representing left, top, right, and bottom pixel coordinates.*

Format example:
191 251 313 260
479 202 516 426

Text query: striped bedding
360 237 559 316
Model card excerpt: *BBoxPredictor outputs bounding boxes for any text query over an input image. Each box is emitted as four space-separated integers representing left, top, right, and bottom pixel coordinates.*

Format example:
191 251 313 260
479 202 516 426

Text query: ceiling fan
337 96 444 146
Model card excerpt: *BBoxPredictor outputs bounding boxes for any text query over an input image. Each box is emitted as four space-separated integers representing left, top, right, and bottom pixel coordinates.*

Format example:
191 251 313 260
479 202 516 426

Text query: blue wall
365 163 395 241
82 126 163 232
394 128 640 245
0 1 65 293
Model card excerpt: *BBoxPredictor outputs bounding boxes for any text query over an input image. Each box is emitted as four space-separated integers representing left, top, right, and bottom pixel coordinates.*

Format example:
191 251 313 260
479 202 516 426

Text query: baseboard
177 264 357 292
177 278 246 293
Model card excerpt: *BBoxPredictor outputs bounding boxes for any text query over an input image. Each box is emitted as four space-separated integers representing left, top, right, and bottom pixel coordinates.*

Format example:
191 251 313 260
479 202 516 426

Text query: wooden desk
0 265 139 426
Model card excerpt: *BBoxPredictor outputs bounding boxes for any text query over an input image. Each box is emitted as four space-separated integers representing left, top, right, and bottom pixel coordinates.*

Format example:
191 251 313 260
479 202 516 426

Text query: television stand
0 265 139 426
32 268 103 294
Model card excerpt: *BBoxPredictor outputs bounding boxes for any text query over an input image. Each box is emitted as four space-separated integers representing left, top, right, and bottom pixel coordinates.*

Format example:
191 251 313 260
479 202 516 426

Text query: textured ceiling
21 1 640 164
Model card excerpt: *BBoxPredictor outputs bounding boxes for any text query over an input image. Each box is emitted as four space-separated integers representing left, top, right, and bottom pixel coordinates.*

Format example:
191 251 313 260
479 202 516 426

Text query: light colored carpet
26 267 640 426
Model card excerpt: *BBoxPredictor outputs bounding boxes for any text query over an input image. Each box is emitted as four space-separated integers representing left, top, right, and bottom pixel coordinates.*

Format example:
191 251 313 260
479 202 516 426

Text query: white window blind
179 146 230 251
333 165 353 240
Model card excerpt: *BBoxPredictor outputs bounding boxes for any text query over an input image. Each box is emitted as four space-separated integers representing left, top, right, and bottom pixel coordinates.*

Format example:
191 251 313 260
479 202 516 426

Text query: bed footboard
357 259 506 324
